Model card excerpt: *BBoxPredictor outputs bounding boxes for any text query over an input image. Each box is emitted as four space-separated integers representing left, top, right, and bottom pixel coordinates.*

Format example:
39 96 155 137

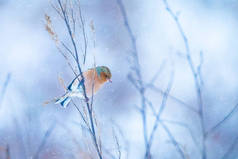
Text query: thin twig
0 73 11 108
76 0 88 64
148 60 167 84
69 0 76 34
162 0 206 158
116 1 149 156
206 103 238 136
145 98 156 117
197 51 204 86
161 119 202 154
127 73 140 90
145 71 174 158
160 122 186 159
57 46 78 76
111 120 130 159
71 99 90 131
146 83 198 113
116 0 140 72
50 2 64 19
56 1 102 158
112 127 121 159
60 41 76 60
103 148 117 159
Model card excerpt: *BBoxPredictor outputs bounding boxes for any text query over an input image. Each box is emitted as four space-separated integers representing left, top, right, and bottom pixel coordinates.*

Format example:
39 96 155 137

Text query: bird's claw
84 97 89 103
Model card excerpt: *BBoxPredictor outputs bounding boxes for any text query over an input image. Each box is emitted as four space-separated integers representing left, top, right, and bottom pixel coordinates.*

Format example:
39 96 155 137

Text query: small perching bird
55 66 112 108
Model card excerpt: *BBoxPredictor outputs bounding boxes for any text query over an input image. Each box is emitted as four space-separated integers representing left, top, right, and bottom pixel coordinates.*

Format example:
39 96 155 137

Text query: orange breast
83 69 107 97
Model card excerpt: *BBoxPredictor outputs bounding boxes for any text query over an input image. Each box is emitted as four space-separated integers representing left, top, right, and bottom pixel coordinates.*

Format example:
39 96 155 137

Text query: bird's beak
108 79 112 83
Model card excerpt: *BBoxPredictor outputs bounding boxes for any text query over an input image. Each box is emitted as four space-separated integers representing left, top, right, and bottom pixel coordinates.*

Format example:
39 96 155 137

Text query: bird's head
96 66 112 83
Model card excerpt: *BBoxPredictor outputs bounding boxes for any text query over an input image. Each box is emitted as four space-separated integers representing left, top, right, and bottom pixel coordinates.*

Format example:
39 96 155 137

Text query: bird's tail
55 93 71 108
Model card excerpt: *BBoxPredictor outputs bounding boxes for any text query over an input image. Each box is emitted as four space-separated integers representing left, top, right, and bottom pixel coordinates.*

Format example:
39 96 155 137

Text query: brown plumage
84 68 110 97
55 66 112 108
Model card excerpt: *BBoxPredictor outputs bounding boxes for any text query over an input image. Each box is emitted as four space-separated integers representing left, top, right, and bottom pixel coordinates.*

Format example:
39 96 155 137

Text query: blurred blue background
0 0 238 158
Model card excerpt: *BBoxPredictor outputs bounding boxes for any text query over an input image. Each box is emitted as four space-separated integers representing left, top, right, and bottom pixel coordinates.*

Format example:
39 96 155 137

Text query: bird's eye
106 74 110 79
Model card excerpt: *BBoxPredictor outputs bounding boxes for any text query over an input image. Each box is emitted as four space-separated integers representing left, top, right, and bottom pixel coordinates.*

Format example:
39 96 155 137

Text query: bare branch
0 73 11 108
197 51 204 86
145 71 174 158
57 0 79 63
55 1 103 158
50 2 64 19
69 0 76 34
103 148 118 159
76 0 88 64
206 103 238 136
71 99 90 131
60 41 76 60
148 60 167 84
161 119 202 154
145 98 156 117
116 1 148 155
162 0 206 158
111 120 130 159
112 127 121 159
127 73 140 90
160 122 186 159
116 0 142 81
146 83 198 113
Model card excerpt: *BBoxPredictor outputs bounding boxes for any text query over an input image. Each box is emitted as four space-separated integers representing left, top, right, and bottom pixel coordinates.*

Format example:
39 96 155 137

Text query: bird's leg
84 96 89 103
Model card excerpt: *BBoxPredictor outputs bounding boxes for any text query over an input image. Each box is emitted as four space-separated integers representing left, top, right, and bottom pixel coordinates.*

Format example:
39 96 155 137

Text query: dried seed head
45 14 58 43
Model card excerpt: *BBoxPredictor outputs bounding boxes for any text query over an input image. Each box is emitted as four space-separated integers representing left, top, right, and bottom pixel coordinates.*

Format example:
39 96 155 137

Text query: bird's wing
68 74 83 91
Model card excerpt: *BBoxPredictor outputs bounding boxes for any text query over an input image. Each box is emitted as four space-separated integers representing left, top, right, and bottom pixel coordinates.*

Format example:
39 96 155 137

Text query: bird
55 66 112 108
